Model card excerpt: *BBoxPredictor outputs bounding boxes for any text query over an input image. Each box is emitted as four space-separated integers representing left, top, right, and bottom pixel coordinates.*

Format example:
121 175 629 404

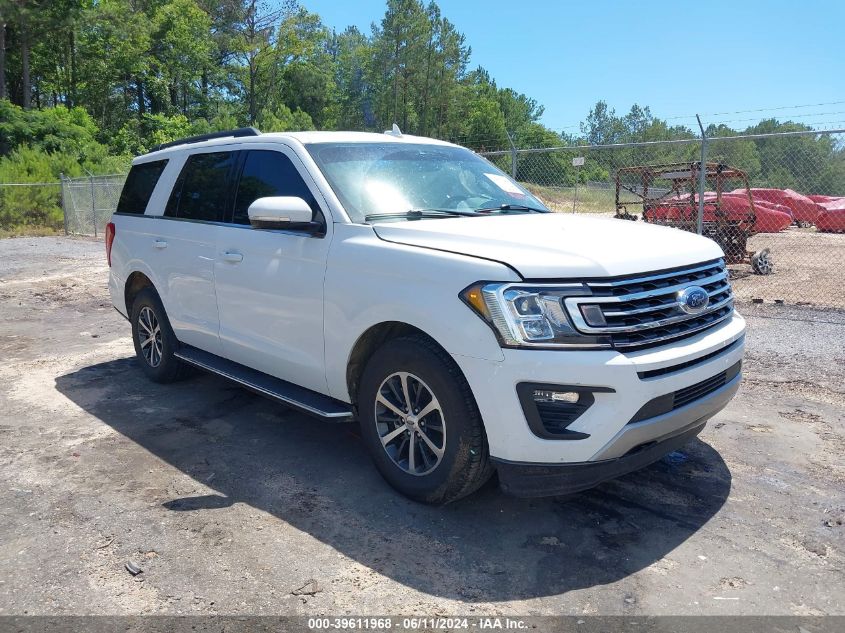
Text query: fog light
518 382 614 440
533 390 580 403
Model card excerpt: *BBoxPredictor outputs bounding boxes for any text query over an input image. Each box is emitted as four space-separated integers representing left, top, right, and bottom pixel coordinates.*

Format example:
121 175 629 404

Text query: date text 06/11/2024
306 617 529 630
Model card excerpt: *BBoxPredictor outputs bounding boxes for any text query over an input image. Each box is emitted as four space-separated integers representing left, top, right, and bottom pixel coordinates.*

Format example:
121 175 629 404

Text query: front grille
673 370 728 408
628 361 741 424
565 258 733 350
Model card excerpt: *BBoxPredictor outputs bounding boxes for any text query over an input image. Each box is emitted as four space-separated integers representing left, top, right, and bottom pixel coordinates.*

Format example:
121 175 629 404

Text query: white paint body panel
109 131 746 467
109 218 221 355
458 312 745 462
213 143 334 394
373 212 724 279
322 223 517 401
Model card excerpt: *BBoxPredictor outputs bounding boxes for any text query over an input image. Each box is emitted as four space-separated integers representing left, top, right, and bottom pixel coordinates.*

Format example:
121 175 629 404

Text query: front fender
323 224 519 402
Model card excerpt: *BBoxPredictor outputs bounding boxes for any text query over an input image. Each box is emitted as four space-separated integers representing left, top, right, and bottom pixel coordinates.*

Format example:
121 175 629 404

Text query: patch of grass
0 225 64 238
524 182 642 215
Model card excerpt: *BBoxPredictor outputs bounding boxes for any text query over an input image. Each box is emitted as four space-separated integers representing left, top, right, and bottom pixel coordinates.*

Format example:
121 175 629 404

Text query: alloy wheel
374 371 446 476
137 306 163 368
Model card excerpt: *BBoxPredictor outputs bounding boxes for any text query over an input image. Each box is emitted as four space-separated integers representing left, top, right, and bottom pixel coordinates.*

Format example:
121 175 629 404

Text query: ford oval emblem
677 286 710 315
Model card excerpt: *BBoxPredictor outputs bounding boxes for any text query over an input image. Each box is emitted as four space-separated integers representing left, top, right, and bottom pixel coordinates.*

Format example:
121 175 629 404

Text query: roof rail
150 127 261 153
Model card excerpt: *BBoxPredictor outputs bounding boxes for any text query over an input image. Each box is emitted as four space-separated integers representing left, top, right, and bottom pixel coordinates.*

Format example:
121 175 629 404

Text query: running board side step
174 345 354 422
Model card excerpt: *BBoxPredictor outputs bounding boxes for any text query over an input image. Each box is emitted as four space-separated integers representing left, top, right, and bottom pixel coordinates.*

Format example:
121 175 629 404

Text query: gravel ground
0 236 843 616
730 228 845 309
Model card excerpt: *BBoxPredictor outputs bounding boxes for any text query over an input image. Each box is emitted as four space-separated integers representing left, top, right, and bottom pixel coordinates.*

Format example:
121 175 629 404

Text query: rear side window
165 151 236 222
232 150 317 225
115 160 168 214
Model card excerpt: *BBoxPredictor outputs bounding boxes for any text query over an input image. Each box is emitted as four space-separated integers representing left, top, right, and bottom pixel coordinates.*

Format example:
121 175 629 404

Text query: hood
372 213 723 279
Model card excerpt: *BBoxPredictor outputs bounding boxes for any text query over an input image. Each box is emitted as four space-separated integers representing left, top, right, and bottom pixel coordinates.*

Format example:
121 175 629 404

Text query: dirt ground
730 229 845 309
0 236 843 616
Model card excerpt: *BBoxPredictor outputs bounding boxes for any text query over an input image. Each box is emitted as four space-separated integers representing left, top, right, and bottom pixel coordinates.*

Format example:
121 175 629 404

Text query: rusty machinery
614 162 773 274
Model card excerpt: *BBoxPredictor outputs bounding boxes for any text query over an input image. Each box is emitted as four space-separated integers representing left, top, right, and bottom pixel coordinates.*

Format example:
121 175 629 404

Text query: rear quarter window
115 160 168 214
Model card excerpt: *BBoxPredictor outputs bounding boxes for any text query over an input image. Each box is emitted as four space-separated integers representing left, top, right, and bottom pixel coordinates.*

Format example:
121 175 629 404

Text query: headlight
460 282 611 349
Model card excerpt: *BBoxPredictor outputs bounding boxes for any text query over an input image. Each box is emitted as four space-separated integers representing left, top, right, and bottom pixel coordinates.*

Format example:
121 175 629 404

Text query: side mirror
247 196 320 232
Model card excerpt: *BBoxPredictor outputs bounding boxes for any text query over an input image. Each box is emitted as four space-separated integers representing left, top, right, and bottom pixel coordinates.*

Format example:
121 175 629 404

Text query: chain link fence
60 174 126 237
2 131 844 309
0 174 125 236
480 129 845 310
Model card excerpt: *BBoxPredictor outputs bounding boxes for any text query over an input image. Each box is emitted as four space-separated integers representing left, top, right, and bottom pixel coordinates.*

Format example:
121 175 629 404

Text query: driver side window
231 150 320 225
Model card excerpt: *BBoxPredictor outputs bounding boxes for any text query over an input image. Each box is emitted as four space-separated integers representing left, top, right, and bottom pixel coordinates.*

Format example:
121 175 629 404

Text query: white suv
106 127 745 504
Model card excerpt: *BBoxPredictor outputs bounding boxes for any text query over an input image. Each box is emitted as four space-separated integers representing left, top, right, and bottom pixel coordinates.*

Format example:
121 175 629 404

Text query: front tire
130 287 188 383
357 335 493 504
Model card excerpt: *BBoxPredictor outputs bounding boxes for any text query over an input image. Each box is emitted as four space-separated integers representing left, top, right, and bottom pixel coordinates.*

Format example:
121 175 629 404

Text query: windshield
305 142 548 223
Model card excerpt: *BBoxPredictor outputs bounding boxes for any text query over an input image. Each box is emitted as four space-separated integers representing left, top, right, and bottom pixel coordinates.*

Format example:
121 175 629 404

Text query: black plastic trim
494 421 706 497
516 383 615 440
174 344 353 421
113 306 129 322
629 361 741 423
150 127 260 153
111 212 327 237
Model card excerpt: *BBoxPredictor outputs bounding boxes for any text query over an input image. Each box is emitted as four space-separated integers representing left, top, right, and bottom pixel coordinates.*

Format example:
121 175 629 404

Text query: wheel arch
346 321 451 409
124 271 156 315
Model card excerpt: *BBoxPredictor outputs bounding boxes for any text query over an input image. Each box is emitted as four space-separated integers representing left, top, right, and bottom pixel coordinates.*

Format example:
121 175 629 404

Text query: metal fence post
506 130 517 179
59 173 69 235
85 170 97 238
695 114 708 235
572 156 585 213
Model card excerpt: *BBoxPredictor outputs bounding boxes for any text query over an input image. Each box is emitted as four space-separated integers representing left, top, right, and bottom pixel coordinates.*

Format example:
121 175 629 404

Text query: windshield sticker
484 173 525 196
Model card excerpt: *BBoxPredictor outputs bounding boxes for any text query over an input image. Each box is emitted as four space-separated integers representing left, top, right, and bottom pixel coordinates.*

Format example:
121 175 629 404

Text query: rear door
213 146 332 394
109 158 170 316
153 150 238 355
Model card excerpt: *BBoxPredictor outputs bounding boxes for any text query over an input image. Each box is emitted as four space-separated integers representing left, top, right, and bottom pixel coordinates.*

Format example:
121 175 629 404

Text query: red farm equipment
614 162 775 274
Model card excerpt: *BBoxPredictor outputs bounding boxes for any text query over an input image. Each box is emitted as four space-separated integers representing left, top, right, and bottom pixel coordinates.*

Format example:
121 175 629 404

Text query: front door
214 146 332 395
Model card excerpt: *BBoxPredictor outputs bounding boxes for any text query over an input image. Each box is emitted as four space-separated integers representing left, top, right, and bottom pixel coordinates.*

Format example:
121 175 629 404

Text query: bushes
0 184 64 231
0 101 108 162
0 101 132 231
0 147 77 230
111 113 194 156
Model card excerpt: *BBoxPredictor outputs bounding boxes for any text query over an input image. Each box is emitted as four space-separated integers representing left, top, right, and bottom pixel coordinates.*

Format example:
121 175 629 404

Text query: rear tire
130 287 189 383
357 335 493 504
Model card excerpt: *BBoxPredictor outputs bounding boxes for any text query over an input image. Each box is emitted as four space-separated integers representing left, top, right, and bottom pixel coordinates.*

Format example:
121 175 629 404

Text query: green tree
150 0 214 116
329 26 372 129
75 0 151 131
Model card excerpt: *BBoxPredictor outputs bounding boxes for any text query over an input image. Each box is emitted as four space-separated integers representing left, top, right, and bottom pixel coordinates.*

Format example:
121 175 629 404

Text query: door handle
221 251 244 263
153 240 168 249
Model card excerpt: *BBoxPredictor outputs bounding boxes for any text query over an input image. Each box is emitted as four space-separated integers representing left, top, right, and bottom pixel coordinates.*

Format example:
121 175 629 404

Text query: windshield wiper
364 208 479 222
474 204 548 214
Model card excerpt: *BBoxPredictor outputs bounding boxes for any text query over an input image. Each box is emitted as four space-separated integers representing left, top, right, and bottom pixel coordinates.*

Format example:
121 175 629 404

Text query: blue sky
310 0 845 134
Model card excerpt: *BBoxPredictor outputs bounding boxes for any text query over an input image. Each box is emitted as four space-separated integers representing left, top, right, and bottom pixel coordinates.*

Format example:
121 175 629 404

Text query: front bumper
494 369 740 497
496 420 708 498
453 311 745 467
